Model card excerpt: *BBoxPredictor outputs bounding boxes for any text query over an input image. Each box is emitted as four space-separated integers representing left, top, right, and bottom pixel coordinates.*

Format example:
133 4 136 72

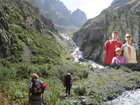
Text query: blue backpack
30 80 44 95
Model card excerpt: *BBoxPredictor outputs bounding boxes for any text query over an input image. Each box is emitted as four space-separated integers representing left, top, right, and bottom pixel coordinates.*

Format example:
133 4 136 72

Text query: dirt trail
0 96 4 105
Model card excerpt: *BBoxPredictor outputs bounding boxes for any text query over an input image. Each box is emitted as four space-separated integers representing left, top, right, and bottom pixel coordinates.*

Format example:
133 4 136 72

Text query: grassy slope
2 0 63 63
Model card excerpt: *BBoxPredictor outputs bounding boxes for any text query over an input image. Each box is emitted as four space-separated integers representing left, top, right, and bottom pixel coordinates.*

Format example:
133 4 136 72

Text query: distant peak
73 8 85 14
76 8 80 11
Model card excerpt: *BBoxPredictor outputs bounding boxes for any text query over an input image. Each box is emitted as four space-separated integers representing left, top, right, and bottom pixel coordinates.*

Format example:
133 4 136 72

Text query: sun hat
125 33 131 38
67 73 71 75
31 73 39 78
115 47 122 52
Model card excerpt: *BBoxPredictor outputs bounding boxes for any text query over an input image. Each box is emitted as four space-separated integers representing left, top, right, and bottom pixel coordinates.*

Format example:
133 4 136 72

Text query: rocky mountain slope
0 0 63 63
32 0 87 33
73 0 140 63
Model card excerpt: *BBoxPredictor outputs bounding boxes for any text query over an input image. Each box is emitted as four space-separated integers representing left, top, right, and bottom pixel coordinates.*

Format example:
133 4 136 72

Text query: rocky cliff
0 0 62 63
0 9 13 58
73 0 140 63
32 0 87 32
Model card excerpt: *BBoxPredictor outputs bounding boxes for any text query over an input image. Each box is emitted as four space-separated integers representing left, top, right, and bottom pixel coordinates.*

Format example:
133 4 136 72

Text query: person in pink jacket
111 47 127 64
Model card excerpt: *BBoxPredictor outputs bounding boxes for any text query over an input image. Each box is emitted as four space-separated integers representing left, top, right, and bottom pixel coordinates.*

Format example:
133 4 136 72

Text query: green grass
0 59 90 105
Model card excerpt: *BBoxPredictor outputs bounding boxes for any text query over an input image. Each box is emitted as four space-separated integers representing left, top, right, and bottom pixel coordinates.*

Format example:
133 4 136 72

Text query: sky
59 0 114 19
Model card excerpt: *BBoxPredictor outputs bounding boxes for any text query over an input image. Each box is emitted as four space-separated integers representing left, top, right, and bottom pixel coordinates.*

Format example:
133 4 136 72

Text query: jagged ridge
32 0 87 31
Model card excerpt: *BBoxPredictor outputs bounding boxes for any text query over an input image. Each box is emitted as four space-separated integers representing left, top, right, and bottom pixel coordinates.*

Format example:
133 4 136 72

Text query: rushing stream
61 33 140 105
61 33 104 68
103 89 140 105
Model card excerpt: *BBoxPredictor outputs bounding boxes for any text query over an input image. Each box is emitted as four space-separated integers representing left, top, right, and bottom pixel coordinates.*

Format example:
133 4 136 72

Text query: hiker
63 73 72 96
121 33 140 63
103 31 122 64
28 73 46 105
111 47 127 64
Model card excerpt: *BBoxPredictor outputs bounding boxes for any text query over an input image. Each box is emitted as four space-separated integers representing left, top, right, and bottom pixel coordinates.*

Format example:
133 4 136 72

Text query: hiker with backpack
121 33 140 63
28 73 46 105
63 73 72 96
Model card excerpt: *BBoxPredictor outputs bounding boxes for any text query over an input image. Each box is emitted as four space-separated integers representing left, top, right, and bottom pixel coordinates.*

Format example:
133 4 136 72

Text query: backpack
65 74 72 85
63 75 66 86
30 80 46 95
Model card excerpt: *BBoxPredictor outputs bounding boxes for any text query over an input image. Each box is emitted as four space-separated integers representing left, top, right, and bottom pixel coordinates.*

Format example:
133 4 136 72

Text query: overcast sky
59 0 114 19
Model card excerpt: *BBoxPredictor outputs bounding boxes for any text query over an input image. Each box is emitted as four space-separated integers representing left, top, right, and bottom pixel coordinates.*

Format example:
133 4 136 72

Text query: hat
115 47 122 52
31 73 39 78
112 31 119 34
125 33 131 37
67 73 71 75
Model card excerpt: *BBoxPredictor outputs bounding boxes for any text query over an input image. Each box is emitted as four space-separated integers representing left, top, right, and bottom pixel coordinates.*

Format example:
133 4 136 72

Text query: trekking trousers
29 95 42 105
66 84 71 95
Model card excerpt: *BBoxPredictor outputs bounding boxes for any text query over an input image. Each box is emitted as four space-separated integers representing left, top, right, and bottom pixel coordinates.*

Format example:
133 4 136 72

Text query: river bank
103 89 140 105
71 66 140 104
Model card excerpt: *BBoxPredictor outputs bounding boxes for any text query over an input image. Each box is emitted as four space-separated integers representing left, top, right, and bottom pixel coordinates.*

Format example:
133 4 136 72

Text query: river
61 33 104 68
103 89 140 105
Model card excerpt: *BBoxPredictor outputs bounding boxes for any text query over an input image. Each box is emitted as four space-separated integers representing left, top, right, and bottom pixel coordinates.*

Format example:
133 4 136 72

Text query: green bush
88 91 104 104
83 71 88 79
74 86 87 96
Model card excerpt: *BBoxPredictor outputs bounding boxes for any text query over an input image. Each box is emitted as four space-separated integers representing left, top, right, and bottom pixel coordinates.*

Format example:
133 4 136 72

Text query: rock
0 10 13 57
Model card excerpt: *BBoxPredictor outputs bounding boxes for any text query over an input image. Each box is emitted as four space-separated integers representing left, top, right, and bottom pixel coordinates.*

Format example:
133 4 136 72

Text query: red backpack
63 75 66 86
41 82 47 89
63 74 72 86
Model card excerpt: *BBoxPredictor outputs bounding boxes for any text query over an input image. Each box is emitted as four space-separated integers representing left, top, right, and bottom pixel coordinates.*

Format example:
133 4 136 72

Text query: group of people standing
103 31 139 65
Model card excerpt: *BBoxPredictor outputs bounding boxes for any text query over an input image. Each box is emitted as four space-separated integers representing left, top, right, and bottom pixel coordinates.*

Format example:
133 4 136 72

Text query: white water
103 89 140 105
61 33 104 68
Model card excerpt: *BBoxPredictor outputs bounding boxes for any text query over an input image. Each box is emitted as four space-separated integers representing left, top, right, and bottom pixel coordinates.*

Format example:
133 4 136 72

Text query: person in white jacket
121 33 140 64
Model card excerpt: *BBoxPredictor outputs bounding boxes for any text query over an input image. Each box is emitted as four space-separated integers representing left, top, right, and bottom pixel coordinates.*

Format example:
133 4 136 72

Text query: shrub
74 86 87 96
83 71 88 79
89 91 104 103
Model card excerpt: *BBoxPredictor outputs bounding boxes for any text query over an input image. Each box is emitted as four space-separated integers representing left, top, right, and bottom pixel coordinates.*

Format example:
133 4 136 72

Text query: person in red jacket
63 73 72 96
103 31 122 64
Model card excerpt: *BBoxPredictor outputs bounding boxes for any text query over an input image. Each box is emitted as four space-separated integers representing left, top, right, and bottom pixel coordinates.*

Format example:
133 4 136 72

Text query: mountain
0 0 63 63
71 9 87 27
73 0 140 63
1 1 140 105
32 0 87 33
